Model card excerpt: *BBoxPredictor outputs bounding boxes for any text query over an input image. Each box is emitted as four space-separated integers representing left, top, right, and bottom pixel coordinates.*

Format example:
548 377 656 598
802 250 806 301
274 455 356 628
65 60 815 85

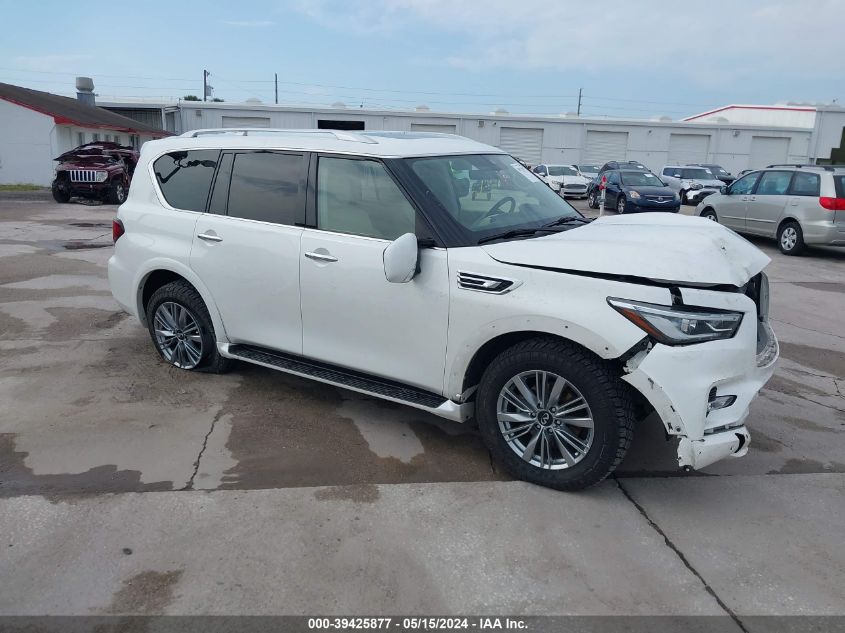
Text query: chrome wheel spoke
554 427 590 455
555 396 588 417
558 416 594 429
551 430 576 466
502 387 534 413
512 375 539 411
521 428 542 463
547 375 566 408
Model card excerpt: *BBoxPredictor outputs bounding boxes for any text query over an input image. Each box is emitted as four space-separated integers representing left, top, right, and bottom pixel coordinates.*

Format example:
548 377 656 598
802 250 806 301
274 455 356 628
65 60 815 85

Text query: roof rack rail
765 163 838 171
181 128 377 143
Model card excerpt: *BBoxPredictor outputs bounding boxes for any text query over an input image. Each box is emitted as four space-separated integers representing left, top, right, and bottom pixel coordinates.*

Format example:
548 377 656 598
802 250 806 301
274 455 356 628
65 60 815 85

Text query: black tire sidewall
778 222 805 255
702 209 717 222
51 183 70 203
616 196 626 214
477 342 631 490
146 282 217 370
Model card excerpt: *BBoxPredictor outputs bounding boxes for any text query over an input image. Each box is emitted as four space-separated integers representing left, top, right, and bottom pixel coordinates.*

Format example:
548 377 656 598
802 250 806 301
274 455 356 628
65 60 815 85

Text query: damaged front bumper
621 289 778 470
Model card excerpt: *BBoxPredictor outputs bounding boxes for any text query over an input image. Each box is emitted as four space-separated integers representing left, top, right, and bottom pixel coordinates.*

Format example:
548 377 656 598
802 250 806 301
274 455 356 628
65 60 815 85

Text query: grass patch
0 184 46 191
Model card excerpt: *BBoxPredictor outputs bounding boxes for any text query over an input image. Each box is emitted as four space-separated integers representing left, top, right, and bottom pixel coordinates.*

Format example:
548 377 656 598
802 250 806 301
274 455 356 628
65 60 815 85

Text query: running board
222 343 472 422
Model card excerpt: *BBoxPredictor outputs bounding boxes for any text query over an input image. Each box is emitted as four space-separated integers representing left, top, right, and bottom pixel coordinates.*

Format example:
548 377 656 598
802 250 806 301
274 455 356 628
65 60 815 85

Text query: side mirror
383 233 419 284
720 186 728 195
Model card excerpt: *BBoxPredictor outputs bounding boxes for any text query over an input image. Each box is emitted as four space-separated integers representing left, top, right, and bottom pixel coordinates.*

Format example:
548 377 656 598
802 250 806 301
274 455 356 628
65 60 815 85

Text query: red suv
52 142 139 204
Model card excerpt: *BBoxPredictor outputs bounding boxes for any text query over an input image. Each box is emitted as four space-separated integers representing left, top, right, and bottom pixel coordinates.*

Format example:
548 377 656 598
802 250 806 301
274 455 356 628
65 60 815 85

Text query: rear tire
777 221 806 256
476 337 635 491
678 189 687 206
146 280 234 374
51 182 70 203
588 190 599 209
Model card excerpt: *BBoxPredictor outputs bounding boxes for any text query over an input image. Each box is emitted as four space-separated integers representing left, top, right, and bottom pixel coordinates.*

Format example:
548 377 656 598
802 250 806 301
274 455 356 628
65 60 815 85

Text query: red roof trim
0 95 169 137
684 104 817 121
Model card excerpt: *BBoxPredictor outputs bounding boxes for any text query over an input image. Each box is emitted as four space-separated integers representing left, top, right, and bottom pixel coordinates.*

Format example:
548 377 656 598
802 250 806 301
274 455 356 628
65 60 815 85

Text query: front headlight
629 191 641 199
607 298 743 345
690 182 703 190
96 171 108 182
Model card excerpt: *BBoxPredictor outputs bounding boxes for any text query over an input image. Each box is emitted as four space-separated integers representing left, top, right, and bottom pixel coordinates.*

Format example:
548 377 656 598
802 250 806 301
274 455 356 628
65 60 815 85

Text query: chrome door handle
304 251 338 263
197 233 223 242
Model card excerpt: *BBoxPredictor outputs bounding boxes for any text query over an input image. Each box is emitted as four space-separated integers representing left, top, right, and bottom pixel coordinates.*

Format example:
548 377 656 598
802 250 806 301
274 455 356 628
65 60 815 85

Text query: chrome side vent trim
457 271 521 294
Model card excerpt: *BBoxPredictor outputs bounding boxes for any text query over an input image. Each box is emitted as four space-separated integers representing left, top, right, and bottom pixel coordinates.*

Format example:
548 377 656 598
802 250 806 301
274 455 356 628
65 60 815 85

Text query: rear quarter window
834 175 845 198
153 150 220 212
788 171 820 196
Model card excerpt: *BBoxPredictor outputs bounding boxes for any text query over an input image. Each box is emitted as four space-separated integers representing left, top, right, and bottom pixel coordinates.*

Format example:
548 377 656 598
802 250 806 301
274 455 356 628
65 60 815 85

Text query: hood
688 179 725 188
481 213 770 287
625 185 676 196
548 175 589 185
55 157 120 170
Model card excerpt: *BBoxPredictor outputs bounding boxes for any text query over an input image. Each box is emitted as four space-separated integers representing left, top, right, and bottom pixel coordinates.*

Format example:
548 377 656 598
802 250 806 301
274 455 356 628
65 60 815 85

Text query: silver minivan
695 165 845 255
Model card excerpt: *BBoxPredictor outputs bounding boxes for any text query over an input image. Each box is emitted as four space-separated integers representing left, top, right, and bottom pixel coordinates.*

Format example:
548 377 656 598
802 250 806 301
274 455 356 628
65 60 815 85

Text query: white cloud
294 0 845 78
220 20 275 27
14 54 92 72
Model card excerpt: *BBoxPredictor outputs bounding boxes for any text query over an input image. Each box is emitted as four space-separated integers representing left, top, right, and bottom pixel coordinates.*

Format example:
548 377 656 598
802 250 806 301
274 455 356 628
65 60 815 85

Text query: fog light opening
707 389 737 415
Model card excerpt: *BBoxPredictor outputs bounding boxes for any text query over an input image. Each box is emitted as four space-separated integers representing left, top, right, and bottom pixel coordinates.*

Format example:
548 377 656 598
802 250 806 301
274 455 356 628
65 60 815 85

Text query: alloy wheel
153 301 204 369
497 370 595 470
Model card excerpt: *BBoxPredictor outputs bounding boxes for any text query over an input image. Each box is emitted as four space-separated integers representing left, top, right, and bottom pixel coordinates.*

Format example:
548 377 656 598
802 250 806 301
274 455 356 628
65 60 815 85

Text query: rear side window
834 175 844 198
788 172 820 196
153 150 220 212
225 152 305 225
756 171 792 195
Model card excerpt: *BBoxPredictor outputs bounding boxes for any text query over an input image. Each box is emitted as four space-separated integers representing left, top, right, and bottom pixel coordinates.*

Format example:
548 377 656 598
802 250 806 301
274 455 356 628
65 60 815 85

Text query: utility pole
203 69 210 102
275 73 278 105
577 88 582 116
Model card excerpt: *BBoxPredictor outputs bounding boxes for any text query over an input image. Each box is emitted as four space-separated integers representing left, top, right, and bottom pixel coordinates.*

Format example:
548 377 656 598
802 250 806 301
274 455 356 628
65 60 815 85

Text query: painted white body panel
190 215 303 354
108 130 779 475
481 213 770 287
299 229 450 393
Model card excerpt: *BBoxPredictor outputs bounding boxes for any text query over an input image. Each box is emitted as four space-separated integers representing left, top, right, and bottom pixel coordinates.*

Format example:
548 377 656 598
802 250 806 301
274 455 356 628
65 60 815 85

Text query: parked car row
695 164 845 255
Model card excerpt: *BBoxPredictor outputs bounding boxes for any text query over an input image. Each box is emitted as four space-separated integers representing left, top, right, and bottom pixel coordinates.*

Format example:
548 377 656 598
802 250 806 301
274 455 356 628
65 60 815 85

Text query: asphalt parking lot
0 193 843 621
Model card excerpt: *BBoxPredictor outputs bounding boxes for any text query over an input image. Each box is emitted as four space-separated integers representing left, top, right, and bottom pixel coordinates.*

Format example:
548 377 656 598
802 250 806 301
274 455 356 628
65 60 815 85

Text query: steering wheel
470 196 517 229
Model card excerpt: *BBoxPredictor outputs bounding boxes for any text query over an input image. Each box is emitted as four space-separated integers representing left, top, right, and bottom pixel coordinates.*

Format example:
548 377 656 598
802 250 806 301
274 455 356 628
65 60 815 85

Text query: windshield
681 168 713 180
548 166 578 176
620 171 665 187
704 165 728 176
406 154 582 243
578 165 600 174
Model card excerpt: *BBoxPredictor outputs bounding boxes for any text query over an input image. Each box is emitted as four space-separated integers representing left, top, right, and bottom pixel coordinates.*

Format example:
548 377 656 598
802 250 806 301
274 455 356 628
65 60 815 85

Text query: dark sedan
588 170 680 213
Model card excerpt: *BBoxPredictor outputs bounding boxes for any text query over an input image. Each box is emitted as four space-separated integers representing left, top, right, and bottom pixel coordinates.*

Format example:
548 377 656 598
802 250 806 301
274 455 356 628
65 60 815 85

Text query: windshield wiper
477 227 563 245
543 216 591 228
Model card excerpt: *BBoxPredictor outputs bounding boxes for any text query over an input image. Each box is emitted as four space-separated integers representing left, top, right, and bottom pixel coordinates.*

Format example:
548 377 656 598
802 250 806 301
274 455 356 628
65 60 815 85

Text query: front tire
146 280 234 373
778 221 806 256
678 189 687 206
616 195 627 214
108 180 126 205
476 338 636 491
51 181 71 203
587 190 599 209
701 208 718 222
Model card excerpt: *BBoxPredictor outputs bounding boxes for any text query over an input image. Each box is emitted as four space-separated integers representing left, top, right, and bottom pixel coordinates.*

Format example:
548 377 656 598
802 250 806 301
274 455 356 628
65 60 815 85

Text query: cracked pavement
0 194 843 622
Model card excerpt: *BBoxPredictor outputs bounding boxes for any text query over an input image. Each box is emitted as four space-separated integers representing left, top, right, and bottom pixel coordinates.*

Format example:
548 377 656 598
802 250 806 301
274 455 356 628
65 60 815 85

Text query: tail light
112 218 125 243
819 197 845 211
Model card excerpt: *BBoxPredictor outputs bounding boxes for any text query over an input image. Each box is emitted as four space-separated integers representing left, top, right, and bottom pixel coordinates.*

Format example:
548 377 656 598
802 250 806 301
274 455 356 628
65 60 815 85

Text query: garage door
749 136 790 169
410 123 457 135
221 116 271 128
498 127 543 165
584 131 628 164
668 134 710 165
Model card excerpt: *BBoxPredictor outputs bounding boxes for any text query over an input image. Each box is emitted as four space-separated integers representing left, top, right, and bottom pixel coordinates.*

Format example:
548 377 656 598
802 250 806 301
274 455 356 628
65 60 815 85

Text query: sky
0 0 842 120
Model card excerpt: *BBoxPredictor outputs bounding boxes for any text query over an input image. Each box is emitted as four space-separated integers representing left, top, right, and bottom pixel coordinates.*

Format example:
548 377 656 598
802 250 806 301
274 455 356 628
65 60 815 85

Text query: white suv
108 129 778 490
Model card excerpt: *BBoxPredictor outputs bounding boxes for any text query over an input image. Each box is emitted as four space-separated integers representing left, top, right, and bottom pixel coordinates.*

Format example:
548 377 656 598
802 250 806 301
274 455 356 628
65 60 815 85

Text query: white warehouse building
100 98 845 175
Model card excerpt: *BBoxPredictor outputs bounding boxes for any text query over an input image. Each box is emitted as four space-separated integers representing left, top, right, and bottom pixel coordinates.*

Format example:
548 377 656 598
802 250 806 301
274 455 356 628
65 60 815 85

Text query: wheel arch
777 215 800 234
133 260 228 340
456 327 628 397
